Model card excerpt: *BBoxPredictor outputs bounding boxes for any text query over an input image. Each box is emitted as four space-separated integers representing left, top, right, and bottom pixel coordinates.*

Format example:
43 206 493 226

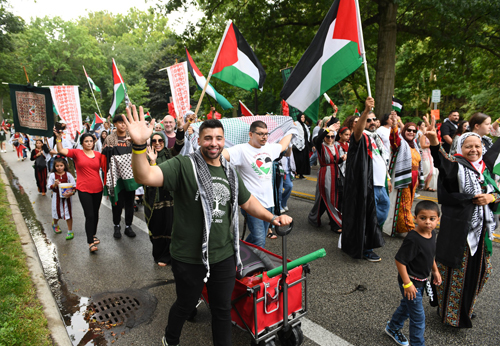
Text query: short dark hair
381 113 391 126
80 133 95 146
250 120 267 133
414 200 440 217
199 119 224 135
113 114 125 123
448 110 459 116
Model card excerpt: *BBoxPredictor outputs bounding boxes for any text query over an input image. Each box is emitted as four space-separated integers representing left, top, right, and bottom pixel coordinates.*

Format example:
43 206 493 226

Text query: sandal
424 188 436 192
157 262 167 267
93 236 100 244
89 243 98 253
267 230 278 239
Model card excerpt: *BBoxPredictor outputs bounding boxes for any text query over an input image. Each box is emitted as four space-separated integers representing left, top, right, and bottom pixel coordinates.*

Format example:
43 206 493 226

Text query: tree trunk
375 0 398 117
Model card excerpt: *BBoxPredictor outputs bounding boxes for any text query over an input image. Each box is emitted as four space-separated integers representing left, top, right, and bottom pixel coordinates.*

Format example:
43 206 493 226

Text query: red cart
202 223 309 346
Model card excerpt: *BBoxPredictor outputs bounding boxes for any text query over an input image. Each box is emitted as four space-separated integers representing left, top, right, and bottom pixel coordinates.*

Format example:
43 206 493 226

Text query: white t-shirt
376 126 391 152
367 136 387 187
226 142 283 207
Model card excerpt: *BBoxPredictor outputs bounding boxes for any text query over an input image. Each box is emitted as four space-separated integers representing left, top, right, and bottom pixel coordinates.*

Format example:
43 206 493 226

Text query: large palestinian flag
211 22 266 91
186 48 233 110
281 0 363 121
109 59 130 116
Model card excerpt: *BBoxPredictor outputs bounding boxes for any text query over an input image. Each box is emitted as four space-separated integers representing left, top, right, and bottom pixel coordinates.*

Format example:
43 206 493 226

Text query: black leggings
165 256 236 346
112 189 135 226
78 190 102 244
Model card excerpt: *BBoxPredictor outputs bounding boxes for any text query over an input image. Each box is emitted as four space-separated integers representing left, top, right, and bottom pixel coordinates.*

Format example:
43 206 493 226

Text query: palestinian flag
281 0 364 122
145 111 151 120
282 100 289 116
109 58 130 116
211 22 266 91
101 145 141 205
483 139 500 177
392 97 403 113
186 48 233 110
90 112 104 131
238 100 254 117
83 65 101 93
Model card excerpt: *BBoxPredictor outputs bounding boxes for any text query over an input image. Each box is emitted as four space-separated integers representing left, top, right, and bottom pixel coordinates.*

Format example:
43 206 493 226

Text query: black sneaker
162 336 179 346
385 322 409 346
113 225 122 239
363 250 381 262
124 226 136 238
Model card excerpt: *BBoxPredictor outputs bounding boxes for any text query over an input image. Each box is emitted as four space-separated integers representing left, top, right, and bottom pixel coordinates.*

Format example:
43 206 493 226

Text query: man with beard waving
123 105 292 346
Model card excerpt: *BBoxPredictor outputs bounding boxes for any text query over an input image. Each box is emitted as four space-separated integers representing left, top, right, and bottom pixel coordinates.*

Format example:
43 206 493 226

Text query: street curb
0 163 73 346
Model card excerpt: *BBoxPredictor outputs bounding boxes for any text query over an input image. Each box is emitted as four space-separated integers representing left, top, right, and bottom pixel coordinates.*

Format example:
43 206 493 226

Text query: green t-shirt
159 155 251 264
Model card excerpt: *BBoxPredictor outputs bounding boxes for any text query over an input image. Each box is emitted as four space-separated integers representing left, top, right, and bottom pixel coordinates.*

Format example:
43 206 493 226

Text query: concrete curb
0 163 73 346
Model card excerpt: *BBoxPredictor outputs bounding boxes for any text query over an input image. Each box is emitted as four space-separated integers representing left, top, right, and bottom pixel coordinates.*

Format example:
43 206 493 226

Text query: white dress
47 172 75 220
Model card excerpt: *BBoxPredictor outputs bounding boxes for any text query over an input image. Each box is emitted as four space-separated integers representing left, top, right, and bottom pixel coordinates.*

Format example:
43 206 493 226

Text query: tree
213 182 230 218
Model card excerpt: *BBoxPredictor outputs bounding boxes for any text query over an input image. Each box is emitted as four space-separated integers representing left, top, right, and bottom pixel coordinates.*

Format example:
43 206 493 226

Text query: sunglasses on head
152 138 164 143
406 129 417 133
366 118 377 123
325 135 335 139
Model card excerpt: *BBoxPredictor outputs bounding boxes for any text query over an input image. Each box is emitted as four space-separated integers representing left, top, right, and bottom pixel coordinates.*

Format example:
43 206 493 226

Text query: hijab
456 132 485 174
150 131 172 165
402 122 417 148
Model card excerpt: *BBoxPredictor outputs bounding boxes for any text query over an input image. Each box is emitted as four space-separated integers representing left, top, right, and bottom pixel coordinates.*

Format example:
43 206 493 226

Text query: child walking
47 158 76 240
385 200 442 346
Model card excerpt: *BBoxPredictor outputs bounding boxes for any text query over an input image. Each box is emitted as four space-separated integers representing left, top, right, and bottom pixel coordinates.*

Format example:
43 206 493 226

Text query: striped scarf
189 149 241 282
392 134 424 189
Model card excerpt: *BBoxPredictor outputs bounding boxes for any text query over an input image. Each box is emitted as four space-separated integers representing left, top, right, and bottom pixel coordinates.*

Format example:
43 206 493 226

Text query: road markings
291 190 315 201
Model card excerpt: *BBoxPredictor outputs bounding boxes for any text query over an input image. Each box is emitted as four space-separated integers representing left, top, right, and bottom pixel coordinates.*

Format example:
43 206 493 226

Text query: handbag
35 154 46 169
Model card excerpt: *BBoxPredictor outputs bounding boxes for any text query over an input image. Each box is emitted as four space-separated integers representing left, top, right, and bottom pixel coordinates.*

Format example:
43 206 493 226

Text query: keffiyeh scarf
189 149 241 282
456 132 496 256
392 133 424 189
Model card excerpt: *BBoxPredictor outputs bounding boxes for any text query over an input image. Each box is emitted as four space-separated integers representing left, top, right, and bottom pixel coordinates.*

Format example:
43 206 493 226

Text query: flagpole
194 20 232 117
83 65 103 118
355 0 371 98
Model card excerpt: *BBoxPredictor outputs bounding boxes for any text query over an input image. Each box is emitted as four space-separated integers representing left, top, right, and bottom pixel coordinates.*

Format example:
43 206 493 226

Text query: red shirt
66 149 103 193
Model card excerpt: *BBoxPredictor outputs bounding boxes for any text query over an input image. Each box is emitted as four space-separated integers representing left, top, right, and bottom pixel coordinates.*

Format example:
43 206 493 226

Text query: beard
200 146 222 160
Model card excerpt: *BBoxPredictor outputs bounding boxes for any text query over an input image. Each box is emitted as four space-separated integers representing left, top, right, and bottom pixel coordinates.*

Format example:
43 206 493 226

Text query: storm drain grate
88 289 157 328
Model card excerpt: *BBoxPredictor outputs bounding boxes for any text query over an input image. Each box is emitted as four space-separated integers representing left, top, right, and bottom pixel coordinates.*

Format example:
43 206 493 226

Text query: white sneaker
284 206 289 212
280 208 286 214
415 193 420 198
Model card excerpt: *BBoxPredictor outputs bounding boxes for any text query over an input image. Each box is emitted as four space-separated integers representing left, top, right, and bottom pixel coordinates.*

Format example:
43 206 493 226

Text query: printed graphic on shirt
251 154 273 177
212 176 231 222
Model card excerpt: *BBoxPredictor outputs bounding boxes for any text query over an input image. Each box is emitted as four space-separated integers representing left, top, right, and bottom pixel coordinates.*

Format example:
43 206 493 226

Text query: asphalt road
2 144 500 346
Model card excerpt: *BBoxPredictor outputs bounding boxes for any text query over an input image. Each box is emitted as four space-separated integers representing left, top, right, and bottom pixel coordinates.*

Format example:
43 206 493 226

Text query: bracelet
491 194 496 203
325 129 330 133
270 215 278 224
56 139 61 143
403 281 413 289
132 148 147 155
151 162 157 166
132 143 147 151
496 119 500 124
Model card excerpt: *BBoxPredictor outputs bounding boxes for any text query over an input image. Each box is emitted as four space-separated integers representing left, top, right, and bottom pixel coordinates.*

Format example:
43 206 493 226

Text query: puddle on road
1 159 105 345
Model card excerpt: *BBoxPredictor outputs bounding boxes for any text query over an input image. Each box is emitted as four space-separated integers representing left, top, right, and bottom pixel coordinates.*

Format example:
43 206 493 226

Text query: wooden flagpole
194 20 232 117
82 65 103 118
355 0 371 98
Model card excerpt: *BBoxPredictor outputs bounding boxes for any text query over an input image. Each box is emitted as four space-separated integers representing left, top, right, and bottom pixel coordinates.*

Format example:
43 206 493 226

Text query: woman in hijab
144 131 178 266
426 122 499 328
292 114 311 179
386 122 424 235
308 120 344 233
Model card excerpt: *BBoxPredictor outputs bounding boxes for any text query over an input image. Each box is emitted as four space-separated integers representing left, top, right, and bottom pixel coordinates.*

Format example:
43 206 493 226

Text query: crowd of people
1 96 498 346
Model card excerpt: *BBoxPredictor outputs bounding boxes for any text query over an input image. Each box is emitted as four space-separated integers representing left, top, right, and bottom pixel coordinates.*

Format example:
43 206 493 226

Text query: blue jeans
310 150 318 166
389 285 426 346
279 173 293 209
374 185 390 227
241 207 272 248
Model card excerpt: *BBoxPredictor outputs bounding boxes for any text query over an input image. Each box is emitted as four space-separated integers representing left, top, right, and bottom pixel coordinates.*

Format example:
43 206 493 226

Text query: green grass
0 179 52 346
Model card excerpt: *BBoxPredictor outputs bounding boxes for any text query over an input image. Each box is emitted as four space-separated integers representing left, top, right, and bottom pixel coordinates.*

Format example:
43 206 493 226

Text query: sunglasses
253 132 269 137
406 129 417 133
366 118 377 123
151 139 164 143
325 135 335 139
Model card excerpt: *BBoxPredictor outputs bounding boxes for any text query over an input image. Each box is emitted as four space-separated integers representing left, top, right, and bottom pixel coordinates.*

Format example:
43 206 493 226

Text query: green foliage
0 180 52 346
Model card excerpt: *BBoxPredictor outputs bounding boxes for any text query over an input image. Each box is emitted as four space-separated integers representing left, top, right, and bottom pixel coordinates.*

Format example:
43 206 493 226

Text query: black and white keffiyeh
189 149 241 282
456 132 496 256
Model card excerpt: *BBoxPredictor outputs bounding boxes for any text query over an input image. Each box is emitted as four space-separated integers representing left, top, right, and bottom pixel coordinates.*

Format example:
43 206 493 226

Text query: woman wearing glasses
308 120 345 234
386 122 424 235
144 130 184 266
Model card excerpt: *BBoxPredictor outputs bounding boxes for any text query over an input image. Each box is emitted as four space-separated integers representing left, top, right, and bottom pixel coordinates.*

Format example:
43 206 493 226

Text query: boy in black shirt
385 201 442 346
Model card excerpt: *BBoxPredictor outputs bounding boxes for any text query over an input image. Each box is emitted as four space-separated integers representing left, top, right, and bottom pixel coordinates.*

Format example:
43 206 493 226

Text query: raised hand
122 105 155 145
424 116 439 145
146 145 157 163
